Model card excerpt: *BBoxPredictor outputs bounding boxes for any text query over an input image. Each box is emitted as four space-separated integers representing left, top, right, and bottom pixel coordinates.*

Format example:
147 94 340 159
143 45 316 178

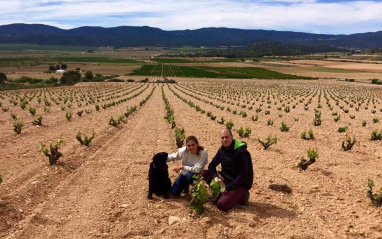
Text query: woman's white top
167 146 208 176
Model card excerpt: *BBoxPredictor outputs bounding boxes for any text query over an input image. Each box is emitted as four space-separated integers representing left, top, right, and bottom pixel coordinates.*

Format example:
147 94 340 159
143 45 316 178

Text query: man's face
221 129 233 148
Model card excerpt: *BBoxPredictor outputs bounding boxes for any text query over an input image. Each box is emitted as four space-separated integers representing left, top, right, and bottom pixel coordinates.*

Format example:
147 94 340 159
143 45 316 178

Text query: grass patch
0 83 58 91
305 66 364 73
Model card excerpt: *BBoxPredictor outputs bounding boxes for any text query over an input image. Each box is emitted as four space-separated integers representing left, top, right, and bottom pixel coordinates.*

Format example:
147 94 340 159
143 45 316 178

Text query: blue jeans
171 172 195 196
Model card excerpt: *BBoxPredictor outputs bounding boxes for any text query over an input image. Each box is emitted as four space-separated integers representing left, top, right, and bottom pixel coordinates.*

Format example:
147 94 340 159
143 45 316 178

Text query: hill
0 23 381 49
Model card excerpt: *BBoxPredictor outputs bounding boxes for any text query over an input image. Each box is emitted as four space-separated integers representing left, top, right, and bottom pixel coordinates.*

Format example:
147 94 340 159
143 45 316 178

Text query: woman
167 136 208 196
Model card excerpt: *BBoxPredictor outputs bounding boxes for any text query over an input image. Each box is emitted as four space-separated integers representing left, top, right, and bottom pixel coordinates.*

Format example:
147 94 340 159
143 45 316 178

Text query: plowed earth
1 79 382 239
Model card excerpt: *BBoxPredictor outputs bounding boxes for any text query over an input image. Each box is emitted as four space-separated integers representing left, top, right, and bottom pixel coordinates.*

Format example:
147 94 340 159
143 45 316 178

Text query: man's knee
216 200 232 212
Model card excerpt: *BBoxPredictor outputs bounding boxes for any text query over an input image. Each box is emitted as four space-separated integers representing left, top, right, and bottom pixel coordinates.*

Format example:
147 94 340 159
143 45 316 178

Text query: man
202 128 253 211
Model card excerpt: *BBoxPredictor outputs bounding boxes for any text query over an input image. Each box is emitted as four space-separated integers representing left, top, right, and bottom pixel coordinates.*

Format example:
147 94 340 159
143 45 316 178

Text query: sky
1 0 382 34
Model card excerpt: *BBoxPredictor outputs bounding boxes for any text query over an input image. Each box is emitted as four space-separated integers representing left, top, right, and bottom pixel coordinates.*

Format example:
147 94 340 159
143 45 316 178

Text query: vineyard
0 79 382 238
129 64 314 79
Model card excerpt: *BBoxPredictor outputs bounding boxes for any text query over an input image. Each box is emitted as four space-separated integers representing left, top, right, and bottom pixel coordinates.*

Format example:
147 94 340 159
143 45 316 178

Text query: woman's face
186 140 198 155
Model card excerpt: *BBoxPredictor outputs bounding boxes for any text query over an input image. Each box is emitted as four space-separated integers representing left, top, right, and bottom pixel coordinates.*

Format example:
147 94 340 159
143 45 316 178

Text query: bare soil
0 79 382 239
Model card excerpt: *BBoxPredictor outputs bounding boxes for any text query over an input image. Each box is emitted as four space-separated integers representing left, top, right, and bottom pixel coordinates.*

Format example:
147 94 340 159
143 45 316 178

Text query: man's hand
214 177 222 183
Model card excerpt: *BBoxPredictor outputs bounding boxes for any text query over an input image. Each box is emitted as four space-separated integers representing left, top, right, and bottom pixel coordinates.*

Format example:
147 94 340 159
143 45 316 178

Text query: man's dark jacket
208 139 253 191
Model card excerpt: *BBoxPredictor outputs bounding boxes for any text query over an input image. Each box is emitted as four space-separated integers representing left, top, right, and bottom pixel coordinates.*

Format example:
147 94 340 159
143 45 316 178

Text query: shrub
95 104 100 111
301 128 314 140
225 120 234 130
258 135 277 150
217 117 225 124
237 127 251 138
10 112 17 120
364 178 382 207
298 148 318 171
342 136 356 151
280 122 289 132
65 111 72 121
60 70 81 85
251 115 259 121
190 174 209 214
371 130 382 141
13 121 24 134
362 121 367 127
338 126 348 133
20 102 26 110
0 72 7 83
45 77 58 84
85 71 93 80
371 78 380 84
109 116 119 127
77 110 83 117
313 111 322 126
39 139 64 165
174 127 186 148
32 115 43 126
373 118 379 123
27 107 36 116
267 119 274 126
76 132 95 146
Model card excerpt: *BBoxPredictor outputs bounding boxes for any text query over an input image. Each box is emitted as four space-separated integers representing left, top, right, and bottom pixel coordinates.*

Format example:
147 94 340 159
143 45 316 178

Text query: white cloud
0 0 381 34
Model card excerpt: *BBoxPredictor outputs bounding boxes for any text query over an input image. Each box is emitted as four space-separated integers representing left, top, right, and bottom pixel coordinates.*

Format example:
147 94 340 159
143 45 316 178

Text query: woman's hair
186 135 204 156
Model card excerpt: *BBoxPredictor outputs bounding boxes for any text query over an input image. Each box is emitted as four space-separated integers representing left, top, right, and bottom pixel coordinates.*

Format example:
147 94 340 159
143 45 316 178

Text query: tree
0 72 6 83
85 71 93 80
60 70 81 85
61 63 67 70
48 65 56 71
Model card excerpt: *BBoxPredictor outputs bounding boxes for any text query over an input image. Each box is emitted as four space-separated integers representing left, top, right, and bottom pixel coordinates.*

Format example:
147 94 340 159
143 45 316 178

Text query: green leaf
210 180 220 196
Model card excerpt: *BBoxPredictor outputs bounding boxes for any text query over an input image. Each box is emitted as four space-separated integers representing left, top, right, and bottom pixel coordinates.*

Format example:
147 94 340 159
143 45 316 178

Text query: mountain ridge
0 23 381 49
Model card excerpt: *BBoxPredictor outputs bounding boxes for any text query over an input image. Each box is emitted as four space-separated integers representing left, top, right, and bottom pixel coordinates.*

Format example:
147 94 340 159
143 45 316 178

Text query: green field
0 56 141 68
129 64 316 79
305 66 364 73
0 44 96 51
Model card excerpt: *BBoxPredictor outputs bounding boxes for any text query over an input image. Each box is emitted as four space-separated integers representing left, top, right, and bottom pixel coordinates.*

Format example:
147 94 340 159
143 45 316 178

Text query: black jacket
208 139 253 191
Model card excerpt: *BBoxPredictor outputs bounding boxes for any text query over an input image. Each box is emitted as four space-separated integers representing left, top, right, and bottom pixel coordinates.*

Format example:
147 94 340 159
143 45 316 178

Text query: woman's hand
173 166 184 174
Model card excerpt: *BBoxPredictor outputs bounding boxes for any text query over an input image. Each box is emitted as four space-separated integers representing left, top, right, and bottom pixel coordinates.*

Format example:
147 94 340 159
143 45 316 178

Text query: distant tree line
164 42 350 58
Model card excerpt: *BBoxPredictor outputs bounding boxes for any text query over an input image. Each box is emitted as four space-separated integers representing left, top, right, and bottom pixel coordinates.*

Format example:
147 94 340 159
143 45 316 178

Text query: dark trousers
171 172 195 196
201 170 249 212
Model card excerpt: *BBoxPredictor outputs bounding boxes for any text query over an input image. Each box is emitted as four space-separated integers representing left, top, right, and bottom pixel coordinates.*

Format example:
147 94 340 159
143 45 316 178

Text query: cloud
0 0 381 34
